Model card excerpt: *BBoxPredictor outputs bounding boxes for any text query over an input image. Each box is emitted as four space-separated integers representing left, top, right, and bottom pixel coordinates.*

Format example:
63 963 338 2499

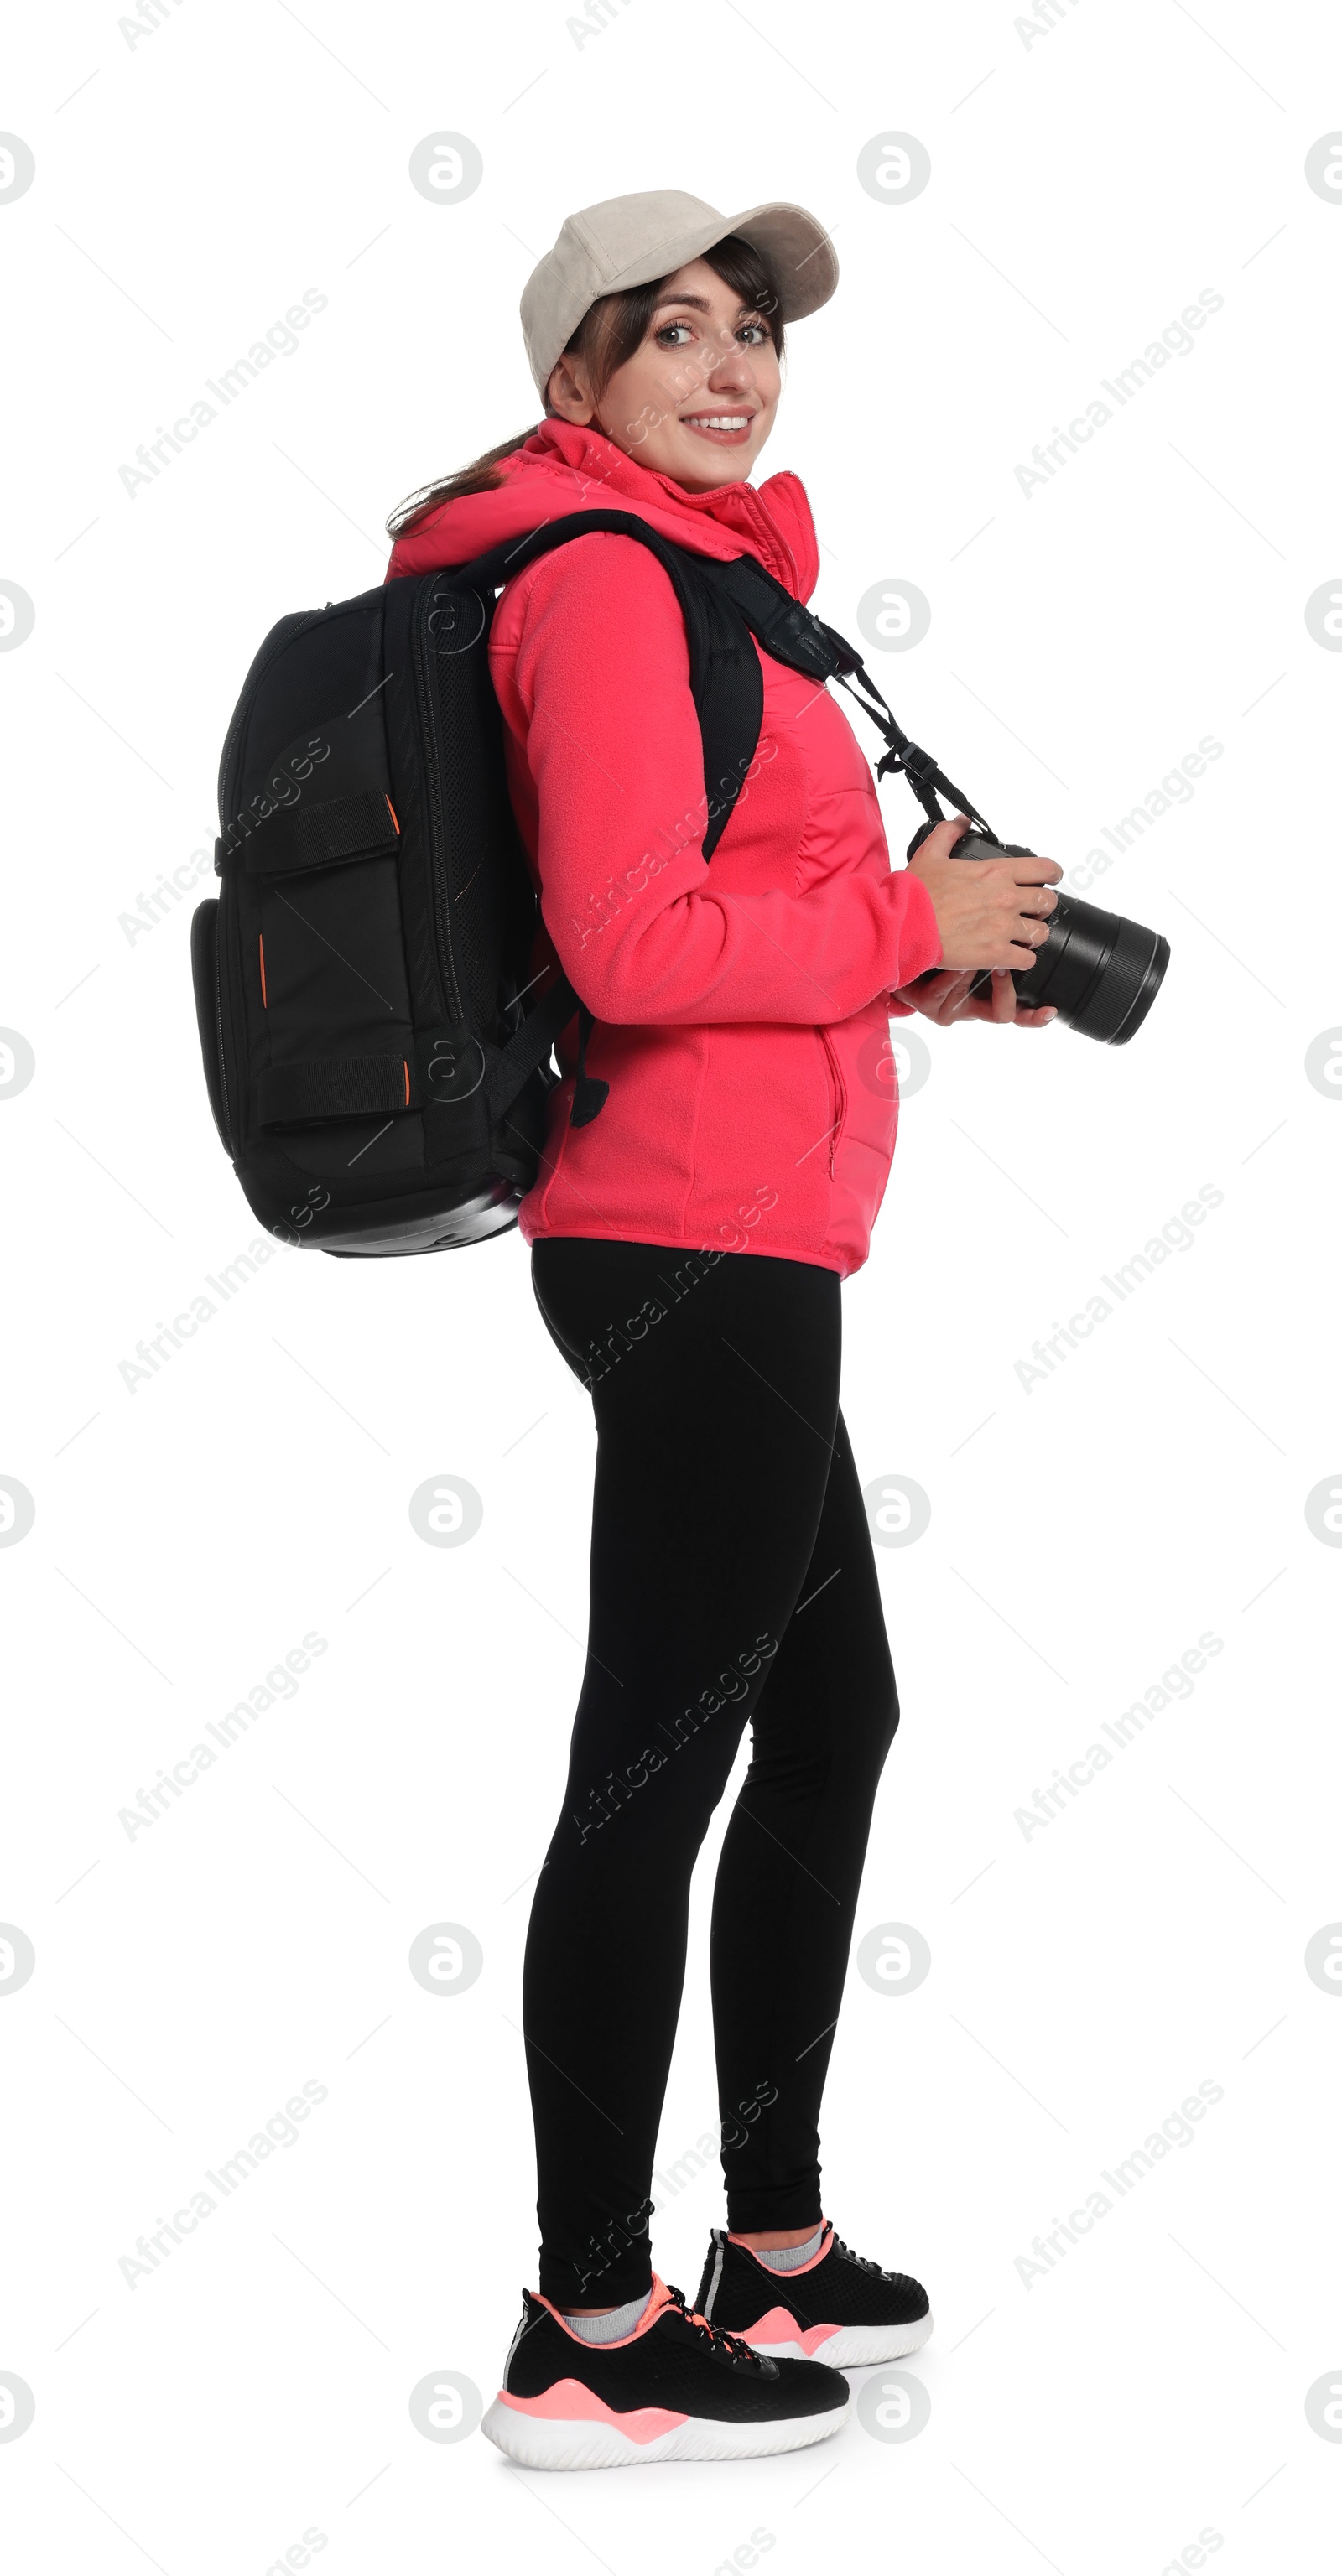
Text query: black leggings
525 1238 900 2308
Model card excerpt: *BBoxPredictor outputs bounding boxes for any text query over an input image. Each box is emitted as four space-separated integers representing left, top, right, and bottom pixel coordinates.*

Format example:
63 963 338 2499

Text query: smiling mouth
680 413 756 441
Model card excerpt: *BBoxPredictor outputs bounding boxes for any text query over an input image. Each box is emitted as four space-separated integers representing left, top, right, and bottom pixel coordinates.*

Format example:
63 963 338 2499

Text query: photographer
388 189 1062 2469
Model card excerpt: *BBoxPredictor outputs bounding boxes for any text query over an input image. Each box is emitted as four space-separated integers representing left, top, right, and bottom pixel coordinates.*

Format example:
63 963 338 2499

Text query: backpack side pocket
190 898 233 1154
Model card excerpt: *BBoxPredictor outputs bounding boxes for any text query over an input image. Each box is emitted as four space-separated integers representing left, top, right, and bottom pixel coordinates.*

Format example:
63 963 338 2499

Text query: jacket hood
385 418 818 603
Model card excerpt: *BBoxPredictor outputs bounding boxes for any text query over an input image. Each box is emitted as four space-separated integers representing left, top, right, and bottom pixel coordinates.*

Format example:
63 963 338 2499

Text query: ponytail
385 427 540 538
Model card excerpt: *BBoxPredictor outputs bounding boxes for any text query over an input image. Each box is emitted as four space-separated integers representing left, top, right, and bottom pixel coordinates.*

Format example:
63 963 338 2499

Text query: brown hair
386 234 783 539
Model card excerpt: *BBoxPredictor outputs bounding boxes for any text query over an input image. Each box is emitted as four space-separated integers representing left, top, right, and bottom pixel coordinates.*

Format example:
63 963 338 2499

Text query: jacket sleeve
491 533 943 1027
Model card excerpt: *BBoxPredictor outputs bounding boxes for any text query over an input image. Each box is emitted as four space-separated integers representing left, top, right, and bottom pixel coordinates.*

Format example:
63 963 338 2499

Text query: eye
738 319 770 345
654 319 696 346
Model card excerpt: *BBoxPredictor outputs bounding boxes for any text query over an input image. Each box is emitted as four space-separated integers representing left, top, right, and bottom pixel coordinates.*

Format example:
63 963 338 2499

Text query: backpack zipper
212 884 243 1150
410 574 465 1025
215 953 233 1148
214 609 327 1155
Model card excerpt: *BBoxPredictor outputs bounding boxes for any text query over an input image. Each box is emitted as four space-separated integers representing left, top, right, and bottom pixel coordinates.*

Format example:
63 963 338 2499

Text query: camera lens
1011 892 1171 1044
944 834 1170 1045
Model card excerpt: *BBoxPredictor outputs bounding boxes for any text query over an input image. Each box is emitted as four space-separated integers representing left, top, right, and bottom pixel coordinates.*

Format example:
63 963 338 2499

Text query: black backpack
192 509 975 1256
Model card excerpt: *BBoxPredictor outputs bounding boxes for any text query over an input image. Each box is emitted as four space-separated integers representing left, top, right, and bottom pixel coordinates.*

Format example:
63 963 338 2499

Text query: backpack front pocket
256 852 414 1109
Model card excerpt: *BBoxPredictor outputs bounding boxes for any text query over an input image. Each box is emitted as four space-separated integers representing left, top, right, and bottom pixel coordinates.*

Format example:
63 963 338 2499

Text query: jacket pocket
819 1027 847 1177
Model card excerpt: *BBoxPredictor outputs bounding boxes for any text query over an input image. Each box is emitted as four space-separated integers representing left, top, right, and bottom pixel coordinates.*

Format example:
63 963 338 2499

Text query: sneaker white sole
481 2392 850 2470
748 2313 934 2367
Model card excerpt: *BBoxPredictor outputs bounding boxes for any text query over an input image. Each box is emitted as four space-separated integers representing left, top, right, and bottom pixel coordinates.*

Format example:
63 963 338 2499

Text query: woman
388 191 1061 2470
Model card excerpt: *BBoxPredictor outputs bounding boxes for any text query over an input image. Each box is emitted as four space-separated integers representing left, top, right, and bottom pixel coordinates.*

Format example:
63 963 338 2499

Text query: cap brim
600 199 838 325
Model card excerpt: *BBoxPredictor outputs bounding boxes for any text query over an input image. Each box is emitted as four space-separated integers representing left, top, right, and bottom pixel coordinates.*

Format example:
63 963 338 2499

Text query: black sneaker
480 2272 851 2468
694 2221 933 2368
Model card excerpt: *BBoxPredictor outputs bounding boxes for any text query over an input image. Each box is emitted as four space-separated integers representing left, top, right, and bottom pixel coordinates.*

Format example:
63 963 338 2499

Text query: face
545 257 782 490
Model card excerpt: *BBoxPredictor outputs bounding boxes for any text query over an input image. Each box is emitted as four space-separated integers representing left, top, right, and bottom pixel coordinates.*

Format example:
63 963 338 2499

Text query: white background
2 3 1340 2570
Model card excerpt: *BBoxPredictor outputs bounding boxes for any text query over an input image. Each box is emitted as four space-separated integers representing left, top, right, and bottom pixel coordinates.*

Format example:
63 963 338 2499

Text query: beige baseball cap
520 189 839 399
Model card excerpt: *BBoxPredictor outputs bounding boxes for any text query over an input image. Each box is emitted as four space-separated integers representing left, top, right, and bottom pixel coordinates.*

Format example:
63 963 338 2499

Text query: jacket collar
388 417 817 601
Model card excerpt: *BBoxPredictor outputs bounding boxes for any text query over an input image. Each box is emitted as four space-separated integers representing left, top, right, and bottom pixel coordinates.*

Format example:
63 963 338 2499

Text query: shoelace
663 2283 759 2364
831 2234 896 2281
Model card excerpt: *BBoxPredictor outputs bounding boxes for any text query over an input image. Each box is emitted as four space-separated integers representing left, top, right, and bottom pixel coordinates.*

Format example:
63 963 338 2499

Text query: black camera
907 819 1170 1046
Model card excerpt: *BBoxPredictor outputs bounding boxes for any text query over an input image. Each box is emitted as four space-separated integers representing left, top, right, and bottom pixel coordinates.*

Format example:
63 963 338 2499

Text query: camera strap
704 553 999 844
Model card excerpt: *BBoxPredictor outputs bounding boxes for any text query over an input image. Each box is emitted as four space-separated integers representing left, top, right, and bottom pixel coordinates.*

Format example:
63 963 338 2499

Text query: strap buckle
886 740 939 787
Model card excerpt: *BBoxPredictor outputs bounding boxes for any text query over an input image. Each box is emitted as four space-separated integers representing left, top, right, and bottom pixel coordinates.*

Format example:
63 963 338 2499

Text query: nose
703 332 754 397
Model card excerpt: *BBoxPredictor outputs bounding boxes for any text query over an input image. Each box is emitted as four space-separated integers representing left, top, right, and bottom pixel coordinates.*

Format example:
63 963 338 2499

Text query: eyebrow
650 292 759 319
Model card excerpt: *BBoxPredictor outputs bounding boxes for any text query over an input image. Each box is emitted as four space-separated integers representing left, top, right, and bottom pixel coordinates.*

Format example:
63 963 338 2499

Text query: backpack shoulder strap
450 510 763 861
694 552 997 841
454 509 771 1133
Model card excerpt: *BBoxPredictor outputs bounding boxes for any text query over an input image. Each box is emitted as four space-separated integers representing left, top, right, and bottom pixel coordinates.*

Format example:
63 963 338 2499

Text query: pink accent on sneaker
727 2220 835 2280
494 2380 688 2441
739 2305 836 2357
533 2273 674 2349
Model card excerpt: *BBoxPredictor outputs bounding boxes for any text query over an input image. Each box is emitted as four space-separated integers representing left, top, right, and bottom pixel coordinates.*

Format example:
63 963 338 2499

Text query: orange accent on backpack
258 934 267 1006
386 795 399 833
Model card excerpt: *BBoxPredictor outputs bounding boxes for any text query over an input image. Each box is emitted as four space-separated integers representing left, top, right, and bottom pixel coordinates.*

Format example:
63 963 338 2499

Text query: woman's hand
908 813 1063 973
893 966 1058 1028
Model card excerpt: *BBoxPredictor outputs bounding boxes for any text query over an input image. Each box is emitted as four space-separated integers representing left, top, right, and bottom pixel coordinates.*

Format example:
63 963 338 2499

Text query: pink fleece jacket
387 419 943 1276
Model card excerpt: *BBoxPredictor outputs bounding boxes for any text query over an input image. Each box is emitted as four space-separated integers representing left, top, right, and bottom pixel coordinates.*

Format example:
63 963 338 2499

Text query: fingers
923 970 979 1025
939 974 980 1023
919 813 976 864
965 989 1059 1026
913 831 1066 979
891 967 980 1026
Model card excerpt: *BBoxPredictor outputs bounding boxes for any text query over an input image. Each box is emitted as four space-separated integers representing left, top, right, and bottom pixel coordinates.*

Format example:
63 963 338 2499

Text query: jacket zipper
411 575 463 1024
820 1028 846 1177
667 475 801 596
736 481 801 596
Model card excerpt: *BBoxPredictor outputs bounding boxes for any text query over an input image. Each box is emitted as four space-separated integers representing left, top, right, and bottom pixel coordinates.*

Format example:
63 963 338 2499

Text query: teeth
686 416 750 431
